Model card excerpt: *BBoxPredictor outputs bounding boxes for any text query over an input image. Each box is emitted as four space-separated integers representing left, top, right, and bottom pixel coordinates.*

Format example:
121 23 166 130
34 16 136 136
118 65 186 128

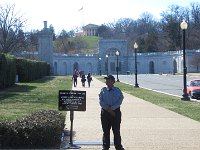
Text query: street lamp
116 51 120 82
134 42 139 88
106 54 108 76
180 20 189 100
99 57 102 76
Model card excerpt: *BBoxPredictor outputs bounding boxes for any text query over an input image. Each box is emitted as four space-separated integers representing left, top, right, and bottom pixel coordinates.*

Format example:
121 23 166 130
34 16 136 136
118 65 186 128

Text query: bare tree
113 18 134 39
96 24 113 38
188 2 200 49
0 4 26 53
160 5 185 51
137 12 157 35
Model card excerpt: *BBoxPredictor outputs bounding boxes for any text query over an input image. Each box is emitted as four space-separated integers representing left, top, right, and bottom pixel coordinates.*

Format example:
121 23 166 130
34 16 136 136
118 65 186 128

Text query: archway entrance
105 48 121 74
73 62 79 73
149 61 155 74
54 62 58 75
173 59 177 74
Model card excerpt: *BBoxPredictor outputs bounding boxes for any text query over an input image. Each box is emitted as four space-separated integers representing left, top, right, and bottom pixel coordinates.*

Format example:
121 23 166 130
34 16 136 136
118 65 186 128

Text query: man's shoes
116 148 125 150
103 148 124 150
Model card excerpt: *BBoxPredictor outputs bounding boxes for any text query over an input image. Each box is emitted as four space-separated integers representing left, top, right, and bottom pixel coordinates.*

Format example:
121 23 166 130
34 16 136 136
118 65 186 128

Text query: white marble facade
38 22 200 75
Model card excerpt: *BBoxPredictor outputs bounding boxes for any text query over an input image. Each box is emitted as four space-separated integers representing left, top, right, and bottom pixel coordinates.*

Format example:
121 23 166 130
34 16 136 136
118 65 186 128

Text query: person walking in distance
87 73 92 87
81 73 86 87
72 73 78 87
99 75 125 150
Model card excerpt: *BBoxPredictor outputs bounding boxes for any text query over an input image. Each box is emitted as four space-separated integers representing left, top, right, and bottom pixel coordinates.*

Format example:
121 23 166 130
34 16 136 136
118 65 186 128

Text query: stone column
38 21 54 74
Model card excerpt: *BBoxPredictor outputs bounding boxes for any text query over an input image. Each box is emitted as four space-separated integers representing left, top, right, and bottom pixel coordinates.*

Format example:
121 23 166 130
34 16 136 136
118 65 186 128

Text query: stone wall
37 22 200 75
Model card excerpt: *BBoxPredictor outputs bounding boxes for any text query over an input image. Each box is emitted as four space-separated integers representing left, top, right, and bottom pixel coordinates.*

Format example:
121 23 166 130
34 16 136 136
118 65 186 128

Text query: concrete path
63 77 200 150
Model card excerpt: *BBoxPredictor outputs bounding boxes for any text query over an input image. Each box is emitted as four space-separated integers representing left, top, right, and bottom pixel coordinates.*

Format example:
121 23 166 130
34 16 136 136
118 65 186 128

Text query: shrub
16 58 50 82
0 110 65 149
0 53 16 89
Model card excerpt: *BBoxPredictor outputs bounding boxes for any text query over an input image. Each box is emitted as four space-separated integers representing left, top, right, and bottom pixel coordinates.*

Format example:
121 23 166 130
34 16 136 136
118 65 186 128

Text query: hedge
16 58 50 82
0 53 16 89
0 53 50 88
0 110 65 149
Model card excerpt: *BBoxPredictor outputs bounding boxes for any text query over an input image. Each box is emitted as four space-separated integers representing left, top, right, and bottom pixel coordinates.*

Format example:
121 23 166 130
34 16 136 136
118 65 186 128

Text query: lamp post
134 42 139 88
116 51 120 82
99 57 102 76
180 20 189 100
106 54 108 76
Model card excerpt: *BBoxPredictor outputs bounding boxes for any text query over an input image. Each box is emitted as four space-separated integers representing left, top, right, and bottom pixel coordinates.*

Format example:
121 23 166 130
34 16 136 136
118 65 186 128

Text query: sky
0 0 198 34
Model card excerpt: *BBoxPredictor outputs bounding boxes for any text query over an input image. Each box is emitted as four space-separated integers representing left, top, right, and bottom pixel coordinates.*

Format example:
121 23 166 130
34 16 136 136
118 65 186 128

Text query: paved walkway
63 77 200 150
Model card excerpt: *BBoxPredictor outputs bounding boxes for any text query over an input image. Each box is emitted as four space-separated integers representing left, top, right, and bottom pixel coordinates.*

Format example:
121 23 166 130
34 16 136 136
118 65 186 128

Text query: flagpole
78 6 84 28
78 0 85 28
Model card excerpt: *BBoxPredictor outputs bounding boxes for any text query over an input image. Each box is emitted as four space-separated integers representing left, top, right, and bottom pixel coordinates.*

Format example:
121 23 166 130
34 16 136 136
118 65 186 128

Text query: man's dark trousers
101 108 123 149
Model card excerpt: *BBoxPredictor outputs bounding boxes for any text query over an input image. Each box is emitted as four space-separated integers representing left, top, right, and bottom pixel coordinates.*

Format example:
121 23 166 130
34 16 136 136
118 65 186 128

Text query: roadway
115 73 200 98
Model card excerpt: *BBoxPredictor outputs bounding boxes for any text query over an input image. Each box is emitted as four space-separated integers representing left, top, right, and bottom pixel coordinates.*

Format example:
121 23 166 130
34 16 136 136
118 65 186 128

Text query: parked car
186 79 200 100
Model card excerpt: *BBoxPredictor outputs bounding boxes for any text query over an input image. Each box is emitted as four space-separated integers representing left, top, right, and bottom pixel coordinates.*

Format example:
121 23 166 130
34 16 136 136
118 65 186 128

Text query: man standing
99 75 124 150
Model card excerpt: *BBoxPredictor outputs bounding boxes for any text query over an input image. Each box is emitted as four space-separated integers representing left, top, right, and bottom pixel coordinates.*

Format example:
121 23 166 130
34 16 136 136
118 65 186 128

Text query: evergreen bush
0 110 65 149
0 53 16 89
16 58 50 82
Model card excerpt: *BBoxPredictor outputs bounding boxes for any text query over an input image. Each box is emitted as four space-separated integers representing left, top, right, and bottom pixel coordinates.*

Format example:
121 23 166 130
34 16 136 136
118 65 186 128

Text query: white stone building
82 24 99 36
37 21 200 75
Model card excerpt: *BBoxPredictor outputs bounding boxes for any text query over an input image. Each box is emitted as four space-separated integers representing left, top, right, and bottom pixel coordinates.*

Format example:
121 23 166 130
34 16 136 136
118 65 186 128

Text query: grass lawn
0 76 72 121
1 75 200 123
97 77 200 122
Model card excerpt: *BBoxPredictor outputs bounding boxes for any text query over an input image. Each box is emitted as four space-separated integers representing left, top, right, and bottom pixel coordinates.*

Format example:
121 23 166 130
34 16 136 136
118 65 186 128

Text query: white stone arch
54 62 58 75
99 39 128 74
106 48 121 57
61 62 67 75
149 61 155 74
73 62 79 73
173 59 177 73
105 48 121 74
181 59 183 73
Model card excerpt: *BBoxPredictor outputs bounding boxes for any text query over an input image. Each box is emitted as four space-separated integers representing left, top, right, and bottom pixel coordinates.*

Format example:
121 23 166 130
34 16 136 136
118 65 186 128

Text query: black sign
58 90 86 111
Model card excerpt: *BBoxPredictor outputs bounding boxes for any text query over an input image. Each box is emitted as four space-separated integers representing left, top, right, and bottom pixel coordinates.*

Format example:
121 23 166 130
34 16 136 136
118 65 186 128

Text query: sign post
59 90 86 149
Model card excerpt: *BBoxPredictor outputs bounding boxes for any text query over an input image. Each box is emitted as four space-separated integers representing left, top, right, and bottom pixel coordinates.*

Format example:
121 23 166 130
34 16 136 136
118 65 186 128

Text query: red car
186 79 200 100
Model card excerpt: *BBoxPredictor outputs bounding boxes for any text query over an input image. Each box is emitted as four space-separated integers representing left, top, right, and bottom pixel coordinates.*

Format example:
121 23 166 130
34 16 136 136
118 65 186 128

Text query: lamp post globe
99 57 102 76
116 51 120 82
180 20 189 100
134 42 138 49
180 20 188 30
134 42 139 88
